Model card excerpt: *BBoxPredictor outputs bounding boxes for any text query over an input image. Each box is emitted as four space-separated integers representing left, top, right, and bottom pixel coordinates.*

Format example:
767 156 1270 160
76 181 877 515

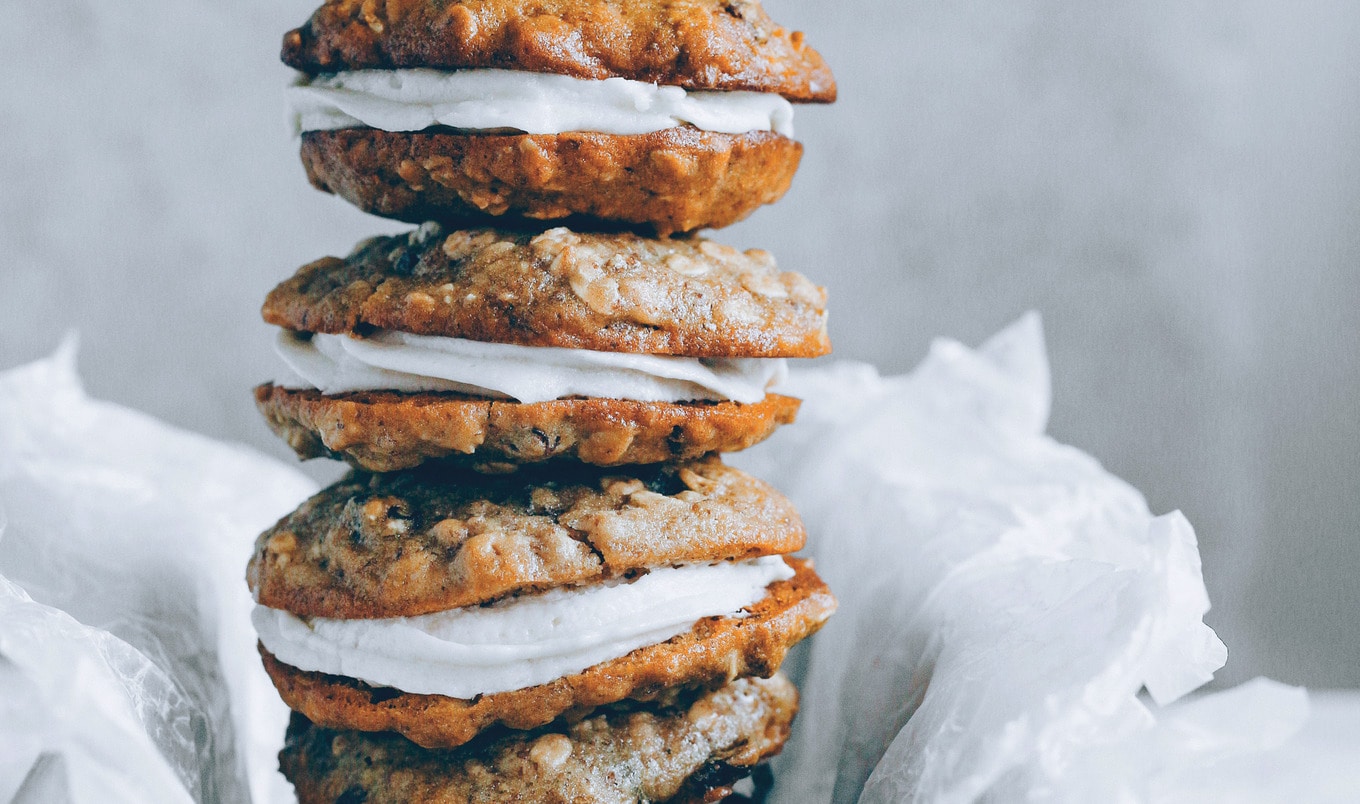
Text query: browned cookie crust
282 0 836 102
280 674 797 804
300 127 802 235
263 225 830 358
256 384 800 472
250 456 806 619
259 558 834 748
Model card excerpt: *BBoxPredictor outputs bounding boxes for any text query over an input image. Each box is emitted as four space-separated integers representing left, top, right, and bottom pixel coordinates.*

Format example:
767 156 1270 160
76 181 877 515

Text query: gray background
1 1 1356 689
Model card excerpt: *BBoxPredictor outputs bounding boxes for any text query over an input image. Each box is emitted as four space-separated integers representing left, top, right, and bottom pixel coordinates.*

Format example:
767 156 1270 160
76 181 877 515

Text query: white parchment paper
730 314 1307 802
0 338 315 803
0 320 1308 802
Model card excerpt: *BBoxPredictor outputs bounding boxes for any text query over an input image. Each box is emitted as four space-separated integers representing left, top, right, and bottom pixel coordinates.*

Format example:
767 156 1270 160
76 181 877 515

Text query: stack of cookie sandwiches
249 2 837 801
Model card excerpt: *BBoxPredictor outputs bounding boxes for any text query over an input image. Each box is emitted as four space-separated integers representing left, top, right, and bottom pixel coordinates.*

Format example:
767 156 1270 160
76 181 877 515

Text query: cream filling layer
275 330 785 404
289 68 795 137
252 557 794 698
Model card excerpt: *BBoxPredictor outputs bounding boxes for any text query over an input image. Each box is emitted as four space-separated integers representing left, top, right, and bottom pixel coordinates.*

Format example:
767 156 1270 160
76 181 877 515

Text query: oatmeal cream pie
259 224 828 471
282 0 836 233
280 674 797 804
249 457 834 748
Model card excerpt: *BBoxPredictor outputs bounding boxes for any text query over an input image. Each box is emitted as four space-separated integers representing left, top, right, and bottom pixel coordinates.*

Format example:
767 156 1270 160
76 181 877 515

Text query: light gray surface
1170 690 1360 801
1 1 1356 688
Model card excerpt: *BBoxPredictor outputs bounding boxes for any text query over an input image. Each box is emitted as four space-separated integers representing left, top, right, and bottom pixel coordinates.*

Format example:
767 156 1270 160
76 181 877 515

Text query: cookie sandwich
249 459 835 748
283 0 836 234
256 223 829 472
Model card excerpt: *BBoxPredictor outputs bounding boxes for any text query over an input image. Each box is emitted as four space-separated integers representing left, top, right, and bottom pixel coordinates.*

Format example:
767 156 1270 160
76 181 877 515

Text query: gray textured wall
2 1 1357 688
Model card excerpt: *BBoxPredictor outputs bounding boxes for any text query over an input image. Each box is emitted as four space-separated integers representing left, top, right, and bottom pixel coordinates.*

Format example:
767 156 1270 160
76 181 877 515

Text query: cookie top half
249 455 805 619
283 0 836 102
263 225 830 358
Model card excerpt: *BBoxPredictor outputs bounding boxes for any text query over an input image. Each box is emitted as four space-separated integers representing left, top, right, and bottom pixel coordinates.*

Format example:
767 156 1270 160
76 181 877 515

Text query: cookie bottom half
256 384 800 472
300 128 803 235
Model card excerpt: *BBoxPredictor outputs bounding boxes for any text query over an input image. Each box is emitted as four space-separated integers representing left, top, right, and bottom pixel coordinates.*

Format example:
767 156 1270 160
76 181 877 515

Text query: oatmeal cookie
263 225 830 358
280 673 796 804
282 0 835 102
255 384 800 472
249 456 806 619
259 558 833 748
300 127 803 235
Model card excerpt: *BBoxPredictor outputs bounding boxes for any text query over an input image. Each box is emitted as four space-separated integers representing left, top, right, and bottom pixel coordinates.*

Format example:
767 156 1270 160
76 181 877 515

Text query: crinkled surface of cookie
283 0 836 102
300 128 803 235
256 384 800 472
263 225 830 358
280 674 796 804
259 558 833 748
249 455 806 618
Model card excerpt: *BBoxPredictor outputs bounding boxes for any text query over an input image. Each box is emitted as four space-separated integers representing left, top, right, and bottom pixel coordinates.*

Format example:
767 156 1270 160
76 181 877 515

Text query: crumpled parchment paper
0 319 1307 803
729 314 1307 803
0 337 314 804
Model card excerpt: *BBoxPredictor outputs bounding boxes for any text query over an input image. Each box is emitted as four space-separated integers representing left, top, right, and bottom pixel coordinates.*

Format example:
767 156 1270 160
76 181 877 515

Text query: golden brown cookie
263 224 830 358
259 557 833 748
280 674 796 804
256 384 800 472
282 0 836 102
299 127 803 236
249 456 806 619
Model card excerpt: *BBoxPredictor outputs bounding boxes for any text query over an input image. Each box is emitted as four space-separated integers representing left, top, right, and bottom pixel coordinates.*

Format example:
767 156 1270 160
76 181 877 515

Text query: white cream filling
276 330 785 404
289 68 795 137
252 557 794 698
